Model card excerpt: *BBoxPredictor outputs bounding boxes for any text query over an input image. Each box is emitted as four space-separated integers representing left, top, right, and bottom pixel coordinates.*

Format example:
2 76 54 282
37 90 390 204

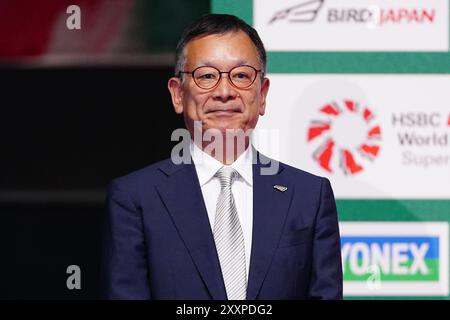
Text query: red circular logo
307 99 382 175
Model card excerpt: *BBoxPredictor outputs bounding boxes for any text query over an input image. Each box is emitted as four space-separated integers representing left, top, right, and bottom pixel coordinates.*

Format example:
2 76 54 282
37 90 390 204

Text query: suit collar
190 142 254 186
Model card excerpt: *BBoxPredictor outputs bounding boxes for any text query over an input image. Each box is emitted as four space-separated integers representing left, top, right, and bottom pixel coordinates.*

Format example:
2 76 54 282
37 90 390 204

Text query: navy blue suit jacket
101 151 342 299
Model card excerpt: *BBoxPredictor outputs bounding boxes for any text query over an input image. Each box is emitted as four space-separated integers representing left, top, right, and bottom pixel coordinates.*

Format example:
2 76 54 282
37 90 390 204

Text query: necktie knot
215 167 238 190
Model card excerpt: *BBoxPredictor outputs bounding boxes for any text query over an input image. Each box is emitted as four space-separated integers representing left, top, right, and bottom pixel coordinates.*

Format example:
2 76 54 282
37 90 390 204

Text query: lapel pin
273 185 288 192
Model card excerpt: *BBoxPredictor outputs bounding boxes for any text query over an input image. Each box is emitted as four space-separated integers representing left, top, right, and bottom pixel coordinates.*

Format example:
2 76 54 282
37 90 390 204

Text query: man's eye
198 73 216 80
233 73 250 79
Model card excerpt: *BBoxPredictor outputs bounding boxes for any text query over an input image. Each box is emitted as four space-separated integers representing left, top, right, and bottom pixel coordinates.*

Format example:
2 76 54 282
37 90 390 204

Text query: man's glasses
178 65 263 90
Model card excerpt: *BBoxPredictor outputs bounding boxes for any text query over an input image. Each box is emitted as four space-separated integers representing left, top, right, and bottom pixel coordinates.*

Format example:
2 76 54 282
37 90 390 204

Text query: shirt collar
190 141 253 187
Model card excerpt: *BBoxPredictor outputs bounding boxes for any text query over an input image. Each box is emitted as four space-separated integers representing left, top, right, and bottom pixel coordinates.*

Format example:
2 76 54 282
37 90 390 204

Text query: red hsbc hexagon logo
307 99 382 175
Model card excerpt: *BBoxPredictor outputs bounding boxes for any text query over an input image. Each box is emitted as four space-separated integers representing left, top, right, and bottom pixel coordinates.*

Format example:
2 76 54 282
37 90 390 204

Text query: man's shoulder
108 153 330 192
278 160 327 184
273 158 334 201
108 157 175 191
261 152 328 186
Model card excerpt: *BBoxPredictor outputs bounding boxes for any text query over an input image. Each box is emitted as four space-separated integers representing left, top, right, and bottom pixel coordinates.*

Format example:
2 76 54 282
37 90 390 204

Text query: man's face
168 31 270 136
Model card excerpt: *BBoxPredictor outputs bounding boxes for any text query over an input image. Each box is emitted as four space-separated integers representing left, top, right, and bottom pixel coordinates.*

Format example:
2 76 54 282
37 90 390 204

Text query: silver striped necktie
213 166 247 300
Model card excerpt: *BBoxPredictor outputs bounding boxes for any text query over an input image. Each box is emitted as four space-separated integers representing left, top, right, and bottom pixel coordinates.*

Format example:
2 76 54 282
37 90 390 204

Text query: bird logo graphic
269 0 325 24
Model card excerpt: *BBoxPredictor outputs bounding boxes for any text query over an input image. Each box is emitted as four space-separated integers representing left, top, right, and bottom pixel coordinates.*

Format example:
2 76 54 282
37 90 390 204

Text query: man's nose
211 73 239 102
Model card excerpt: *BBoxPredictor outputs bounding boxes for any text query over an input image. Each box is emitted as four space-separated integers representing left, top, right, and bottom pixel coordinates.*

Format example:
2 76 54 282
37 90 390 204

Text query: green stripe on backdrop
267 52 450 74
211 0 252 24
212 0 450 74
337 200 450 221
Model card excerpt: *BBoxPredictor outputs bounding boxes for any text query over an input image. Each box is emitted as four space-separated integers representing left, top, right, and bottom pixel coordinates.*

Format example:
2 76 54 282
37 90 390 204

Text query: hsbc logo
264 74 450 198
307 99 382 175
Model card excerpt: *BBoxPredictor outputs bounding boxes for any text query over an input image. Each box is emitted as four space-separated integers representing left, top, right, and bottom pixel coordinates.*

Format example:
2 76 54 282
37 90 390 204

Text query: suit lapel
246 153 294 300
155 160 227 300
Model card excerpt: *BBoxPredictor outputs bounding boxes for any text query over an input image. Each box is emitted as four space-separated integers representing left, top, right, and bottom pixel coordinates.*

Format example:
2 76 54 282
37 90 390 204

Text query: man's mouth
205 107 242 114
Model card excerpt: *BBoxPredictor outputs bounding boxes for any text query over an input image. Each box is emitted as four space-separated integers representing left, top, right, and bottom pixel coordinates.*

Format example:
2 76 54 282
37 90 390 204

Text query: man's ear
259 77 270 116
168 77 184 114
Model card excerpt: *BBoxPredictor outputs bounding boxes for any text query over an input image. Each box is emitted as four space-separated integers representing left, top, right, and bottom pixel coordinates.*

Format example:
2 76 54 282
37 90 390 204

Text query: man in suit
101 13 342 300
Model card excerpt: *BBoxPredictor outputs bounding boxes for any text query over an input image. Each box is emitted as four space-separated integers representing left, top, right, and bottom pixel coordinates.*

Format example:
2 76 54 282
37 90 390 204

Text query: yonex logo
340 222 449 296
341 237 439 281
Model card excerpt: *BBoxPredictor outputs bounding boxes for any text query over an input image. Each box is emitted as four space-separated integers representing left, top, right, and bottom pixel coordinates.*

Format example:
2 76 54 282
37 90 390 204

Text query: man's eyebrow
196 59 250 68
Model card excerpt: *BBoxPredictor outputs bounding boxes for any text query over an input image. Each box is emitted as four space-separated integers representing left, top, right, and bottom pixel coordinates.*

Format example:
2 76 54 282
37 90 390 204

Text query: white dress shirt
190 142 253 277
